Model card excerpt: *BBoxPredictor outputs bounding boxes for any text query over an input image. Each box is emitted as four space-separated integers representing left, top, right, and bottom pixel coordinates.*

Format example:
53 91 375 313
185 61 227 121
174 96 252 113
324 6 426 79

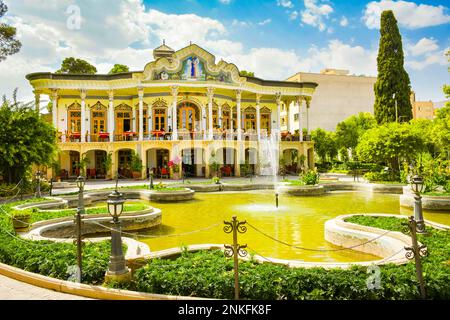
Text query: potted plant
168 156 182 180
212 176 220 184
102 152 113 180
130 151 143 179
12 209 33 232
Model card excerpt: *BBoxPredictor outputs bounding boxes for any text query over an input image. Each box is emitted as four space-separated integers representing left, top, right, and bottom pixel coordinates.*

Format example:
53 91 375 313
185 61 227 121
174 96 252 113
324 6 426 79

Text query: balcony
57 130 312 143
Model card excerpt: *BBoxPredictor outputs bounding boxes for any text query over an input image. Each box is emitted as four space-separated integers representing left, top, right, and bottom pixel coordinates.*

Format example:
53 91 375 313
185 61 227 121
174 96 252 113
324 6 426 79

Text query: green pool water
139 191 450 263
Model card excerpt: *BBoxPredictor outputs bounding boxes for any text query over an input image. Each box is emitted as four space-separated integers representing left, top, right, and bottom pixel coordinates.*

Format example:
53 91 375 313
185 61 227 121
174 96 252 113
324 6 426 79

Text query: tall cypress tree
374 10 412 124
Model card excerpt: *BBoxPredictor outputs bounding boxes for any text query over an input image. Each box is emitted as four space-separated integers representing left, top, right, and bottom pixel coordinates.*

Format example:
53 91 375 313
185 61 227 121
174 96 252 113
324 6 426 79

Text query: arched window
90 101 107 134
67 102 81 133
115 104 132 134
178 101 200 131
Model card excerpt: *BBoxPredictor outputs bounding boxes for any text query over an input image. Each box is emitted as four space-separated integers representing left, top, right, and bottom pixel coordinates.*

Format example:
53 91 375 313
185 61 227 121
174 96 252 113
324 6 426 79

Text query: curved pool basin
137 190 450 263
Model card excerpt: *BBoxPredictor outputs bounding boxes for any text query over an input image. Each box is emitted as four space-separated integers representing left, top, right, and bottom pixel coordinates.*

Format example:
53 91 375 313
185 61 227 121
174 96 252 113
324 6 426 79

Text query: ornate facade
27 43 317 179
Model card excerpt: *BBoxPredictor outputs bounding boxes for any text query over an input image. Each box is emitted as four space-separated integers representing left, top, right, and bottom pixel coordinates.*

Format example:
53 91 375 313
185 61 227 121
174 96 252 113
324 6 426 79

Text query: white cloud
277 0 294 9
258 19 272 26
405 38 447 71
407 51 448 70
304 40 378 76
231 19 252 28
407 38 439 57
301 0 334 32
363 0 450 29
340 16 348 27
289 11 299 20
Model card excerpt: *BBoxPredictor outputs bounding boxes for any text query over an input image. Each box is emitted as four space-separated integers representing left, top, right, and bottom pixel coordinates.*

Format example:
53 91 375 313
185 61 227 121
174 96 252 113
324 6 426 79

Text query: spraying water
258 130 280 208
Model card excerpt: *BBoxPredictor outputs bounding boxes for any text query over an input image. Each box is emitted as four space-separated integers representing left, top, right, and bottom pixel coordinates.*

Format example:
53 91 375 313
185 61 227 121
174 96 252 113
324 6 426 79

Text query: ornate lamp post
410 174 426 234
35 171 42 198
149 172 154 189
105 187 131 283
74 176 85 283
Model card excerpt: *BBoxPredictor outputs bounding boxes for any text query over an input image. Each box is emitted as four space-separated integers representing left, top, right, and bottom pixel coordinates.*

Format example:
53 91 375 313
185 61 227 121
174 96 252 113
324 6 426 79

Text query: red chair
161 168 169 179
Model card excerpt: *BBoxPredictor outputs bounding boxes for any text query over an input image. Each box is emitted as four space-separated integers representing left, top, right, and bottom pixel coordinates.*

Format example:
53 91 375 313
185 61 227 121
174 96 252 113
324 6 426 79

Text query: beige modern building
26 43 318 180
284 69 377 132
410 91 435 120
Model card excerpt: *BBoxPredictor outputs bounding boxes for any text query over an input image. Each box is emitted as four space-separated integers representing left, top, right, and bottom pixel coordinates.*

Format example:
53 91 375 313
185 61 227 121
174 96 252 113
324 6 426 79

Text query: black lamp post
410 174 426 233
35 171 42 198
75 176 85 283
105 188 131 282
149 172 154 189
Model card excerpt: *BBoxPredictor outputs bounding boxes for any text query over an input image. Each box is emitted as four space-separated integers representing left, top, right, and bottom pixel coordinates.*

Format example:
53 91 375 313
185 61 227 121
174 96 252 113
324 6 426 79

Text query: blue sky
1 0 449 102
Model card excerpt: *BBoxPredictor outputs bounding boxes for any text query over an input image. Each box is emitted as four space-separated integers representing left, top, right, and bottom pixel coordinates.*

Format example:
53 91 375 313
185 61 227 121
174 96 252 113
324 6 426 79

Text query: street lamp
393 93 398 123
149 171 154 189
105 188 131 283
35 171 42 198
410 174 426 233
74 175 85 283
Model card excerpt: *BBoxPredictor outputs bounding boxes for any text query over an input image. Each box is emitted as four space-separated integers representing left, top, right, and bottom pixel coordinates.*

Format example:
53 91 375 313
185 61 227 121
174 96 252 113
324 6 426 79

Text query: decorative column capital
275 92 282 104
171 85 179 98
80 89 87 100
206 87 215 100
304 96 311 108
256 94 262 105
236 89 242 102
50 89 58 100
138 87 144 98
108 90 114 101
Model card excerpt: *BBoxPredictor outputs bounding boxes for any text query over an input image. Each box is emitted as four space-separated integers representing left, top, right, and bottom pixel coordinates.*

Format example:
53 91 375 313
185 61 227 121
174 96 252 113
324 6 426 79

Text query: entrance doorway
118 150 132 178
69 151 80 177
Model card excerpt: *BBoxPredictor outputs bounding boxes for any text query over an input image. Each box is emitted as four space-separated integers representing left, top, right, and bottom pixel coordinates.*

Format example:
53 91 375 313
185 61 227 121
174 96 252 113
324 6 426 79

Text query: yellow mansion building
27 43 317 179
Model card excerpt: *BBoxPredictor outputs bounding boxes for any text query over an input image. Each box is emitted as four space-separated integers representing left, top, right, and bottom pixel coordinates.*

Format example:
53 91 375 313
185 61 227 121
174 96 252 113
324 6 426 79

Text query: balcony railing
57 130 312 143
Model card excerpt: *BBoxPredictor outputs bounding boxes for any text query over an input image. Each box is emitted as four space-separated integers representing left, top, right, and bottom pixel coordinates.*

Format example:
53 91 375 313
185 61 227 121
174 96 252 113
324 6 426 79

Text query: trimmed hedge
0 199 112 284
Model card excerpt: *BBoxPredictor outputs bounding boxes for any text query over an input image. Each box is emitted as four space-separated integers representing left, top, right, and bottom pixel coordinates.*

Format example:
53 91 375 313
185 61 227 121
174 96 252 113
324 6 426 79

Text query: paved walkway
0 274 91 300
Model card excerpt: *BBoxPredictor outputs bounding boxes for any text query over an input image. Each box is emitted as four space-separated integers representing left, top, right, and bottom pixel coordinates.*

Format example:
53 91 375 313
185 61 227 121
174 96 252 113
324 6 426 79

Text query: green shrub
299 170 320 185
0 200 113 284
128 215 450 300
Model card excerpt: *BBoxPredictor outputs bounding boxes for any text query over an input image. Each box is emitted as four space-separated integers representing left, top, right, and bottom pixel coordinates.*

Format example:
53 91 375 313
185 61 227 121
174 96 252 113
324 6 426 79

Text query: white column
236 90 242 141
306 97 310 135
132 105 137 132
138 87 144 141
256 94 261 141
108 90 115 141
202 106 207 140
286 100 291 132
148 104 153 135
51 89 58 129
207 87 214 140
218 104 222 129
34 90 41 113
298 97 303 142
80 89 87 142
171 86 178 140
276 93 282 137
230 108 234 132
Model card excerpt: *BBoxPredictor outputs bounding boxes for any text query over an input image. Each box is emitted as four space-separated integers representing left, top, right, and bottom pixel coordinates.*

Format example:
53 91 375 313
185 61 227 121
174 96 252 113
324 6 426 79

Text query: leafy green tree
56 57 97 74
335 112 376 155
373 10 412 124
0 90 57 183
240 70 255 77
356 122 425 175
0 1 21 62
108 64 129 74
311 128 337 163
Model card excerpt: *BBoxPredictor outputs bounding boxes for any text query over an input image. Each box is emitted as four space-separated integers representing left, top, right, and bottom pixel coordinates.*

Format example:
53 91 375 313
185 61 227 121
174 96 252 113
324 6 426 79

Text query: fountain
258 130 281 208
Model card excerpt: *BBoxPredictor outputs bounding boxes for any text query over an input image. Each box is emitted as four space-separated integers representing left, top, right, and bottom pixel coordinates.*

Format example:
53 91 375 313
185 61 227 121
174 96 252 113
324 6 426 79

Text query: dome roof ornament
153 40 175 60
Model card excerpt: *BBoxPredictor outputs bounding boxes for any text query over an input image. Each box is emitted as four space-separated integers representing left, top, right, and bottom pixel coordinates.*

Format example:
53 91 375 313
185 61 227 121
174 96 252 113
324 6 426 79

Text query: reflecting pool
138 191 450 262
